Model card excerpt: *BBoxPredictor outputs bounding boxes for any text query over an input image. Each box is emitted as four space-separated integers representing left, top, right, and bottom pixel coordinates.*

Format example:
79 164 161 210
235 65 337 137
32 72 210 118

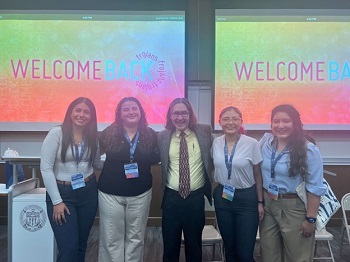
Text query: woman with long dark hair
41 97 102 262
98 97 159 262
259 104 326 262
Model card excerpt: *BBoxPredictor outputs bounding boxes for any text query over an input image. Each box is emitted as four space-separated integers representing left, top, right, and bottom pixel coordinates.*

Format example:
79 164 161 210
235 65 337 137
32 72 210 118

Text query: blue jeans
214 184 258 262
46 175 98 262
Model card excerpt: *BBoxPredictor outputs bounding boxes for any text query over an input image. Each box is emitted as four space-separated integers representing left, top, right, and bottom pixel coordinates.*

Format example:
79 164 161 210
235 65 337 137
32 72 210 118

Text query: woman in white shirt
41 97 102 262
211 106 264 262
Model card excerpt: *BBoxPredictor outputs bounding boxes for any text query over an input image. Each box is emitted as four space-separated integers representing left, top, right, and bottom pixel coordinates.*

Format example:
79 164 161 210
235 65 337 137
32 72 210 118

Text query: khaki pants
260 191 315 262
98 189 152 262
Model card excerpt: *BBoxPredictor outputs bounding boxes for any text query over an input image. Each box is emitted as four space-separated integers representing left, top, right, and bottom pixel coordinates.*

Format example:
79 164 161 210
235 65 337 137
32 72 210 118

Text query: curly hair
61 97 98 165
101 97 154 151
271 104 314 178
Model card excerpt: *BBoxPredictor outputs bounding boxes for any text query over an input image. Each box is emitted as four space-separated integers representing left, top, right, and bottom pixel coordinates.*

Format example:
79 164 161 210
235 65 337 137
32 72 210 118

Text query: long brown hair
165 98 197 131
101 97 154 151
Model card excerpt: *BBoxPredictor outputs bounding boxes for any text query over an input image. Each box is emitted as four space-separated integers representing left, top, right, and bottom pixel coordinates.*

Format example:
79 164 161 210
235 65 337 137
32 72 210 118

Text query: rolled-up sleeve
305 143 327 196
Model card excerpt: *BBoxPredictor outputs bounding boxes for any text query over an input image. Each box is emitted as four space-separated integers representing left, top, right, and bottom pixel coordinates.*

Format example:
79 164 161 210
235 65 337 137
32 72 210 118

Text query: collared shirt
260 133 327 196
167 128 205 191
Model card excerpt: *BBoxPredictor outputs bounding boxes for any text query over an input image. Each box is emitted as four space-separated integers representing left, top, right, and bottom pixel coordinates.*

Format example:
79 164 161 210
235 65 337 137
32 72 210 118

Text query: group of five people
40 96 326 262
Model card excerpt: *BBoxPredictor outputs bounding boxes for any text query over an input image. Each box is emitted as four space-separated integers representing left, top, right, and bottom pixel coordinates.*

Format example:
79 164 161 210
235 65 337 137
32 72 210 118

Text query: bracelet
258 200 265 205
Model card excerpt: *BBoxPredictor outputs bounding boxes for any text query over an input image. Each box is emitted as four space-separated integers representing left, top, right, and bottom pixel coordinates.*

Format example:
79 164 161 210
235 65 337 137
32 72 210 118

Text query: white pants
98 189 152 262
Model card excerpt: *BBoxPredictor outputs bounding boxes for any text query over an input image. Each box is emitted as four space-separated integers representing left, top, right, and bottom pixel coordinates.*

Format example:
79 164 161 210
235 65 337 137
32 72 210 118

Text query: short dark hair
165 98 197 131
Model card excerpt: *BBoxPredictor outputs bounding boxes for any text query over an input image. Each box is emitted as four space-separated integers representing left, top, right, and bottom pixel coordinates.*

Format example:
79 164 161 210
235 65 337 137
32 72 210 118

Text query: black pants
214 184 259 262
162 187 205 262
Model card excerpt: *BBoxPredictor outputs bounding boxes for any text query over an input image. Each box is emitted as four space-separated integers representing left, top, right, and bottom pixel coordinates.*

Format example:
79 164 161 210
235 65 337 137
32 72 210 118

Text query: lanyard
224 134 240 180
74 139 85 165
270 141 289 179
124 131 139 162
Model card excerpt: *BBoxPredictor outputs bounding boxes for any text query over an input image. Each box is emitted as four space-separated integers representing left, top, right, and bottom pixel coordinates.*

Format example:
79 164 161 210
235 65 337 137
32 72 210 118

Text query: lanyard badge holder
124 131 140 179
222 135 240 201
268 142 289 200
71 139 86 190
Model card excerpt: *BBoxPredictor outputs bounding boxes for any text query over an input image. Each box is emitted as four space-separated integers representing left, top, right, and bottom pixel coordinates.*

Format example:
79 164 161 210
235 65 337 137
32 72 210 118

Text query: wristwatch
305 216 317 224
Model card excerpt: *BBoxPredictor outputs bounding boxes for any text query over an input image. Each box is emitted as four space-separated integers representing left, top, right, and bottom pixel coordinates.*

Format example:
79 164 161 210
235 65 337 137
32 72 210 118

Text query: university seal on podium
20 205 46 232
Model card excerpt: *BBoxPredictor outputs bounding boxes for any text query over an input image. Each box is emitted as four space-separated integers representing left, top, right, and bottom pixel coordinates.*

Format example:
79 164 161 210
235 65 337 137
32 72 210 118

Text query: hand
258 203 265 222
53 202 70 225
300 220 316 238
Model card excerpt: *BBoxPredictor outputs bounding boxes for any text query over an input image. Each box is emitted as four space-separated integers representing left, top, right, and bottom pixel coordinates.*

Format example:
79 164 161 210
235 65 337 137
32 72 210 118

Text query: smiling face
219 108 242 136
170 103 190 132
271 111 294 142
70 102 91 129
120 100 141 127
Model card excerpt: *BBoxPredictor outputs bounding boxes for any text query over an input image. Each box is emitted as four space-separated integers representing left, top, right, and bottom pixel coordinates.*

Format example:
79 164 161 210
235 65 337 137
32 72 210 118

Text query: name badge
71 173 85 190
268 182 279 200
124 163 139 179
222 183 235 201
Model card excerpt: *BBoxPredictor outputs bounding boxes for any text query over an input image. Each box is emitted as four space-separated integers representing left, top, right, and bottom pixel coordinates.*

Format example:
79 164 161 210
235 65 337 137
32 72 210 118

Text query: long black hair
271 104 313 177
61 97 98 164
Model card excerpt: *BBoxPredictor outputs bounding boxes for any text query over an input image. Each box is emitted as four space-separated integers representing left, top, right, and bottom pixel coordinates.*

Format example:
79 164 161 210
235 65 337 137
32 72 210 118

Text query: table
1 156 41 186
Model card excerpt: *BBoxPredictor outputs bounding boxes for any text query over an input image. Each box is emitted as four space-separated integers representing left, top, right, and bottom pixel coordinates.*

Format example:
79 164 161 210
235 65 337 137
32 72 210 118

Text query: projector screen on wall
214 9 350 131
0 10 185 131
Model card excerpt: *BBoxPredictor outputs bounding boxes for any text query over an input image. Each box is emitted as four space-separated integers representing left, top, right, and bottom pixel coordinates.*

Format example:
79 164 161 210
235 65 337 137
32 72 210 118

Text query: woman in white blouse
211 106 264 262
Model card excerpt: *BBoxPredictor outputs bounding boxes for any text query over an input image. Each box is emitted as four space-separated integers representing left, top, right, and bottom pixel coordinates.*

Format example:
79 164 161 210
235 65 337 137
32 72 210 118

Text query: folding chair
314 228 335 262
181 197 224 261
340 193 350 256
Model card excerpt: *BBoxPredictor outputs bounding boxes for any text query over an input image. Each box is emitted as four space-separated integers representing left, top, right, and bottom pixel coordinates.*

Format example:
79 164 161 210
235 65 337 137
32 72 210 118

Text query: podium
7 176 57 262
12 187 55 262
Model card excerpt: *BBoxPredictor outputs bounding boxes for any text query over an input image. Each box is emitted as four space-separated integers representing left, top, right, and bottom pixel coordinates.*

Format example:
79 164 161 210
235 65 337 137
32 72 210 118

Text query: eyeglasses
221 117 241 123
171 111 189 118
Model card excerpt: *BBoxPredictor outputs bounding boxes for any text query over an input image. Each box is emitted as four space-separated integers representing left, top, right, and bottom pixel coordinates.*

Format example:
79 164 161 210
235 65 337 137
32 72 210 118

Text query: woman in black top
98 97 160 262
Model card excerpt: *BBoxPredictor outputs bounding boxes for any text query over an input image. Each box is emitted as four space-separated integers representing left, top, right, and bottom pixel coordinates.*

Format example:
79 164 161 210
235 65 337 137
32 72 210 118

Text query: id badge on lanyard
72 140 86 189
124 163 140 179
222 183 235 201
124 131 140 179
269 141 288 200
71 173 85 190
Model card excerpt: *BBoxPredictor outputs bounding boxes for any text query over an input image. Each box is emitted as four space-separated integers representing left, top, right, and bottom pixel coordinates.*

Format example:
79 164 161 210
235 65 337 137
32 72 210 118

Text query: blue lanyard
124 131 139 162
270 141 289 179
224 134 240 180
74 139 85 165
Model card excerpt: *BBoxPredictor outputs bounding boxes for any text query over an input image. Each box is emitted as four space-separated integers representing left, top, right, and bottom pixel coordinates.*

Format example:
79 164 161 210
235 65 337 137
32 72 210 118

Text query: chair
340 193 350 256
314 228 335 262
181 198 224 261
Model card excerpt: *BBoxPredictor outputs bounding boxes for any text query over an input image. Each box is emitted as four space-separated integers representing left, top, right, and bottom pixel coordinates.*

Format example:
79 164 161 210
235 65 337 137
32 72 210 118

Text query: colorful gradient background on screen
215 17 350 129
0 12 185 129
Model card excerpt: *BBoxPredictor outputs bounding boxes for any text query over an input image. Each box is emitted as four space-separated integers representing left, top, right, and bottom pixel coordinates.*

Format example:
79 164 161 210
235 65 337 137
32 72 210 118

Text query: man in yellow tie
158 98 213 262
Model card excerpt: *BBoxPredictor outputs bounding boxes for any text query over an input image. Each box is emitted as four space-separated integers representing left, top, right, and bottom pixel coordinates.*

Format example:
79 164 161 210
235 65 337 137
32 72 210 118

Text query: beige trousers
260 191 315 262
98 189 152 262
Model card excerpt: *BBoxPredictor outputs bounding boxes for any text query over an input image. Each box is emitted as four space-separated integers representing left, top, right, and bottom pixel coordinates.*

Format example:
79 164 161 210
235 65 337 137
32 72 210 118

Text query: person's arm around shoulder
149 127 161 165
